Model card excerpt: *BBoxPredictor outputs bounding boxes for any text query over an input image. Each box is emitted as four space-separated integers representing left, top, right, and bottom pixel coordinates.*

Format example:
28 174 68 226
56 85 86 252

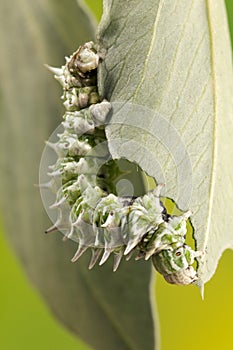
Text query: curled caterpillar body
44 42 200 285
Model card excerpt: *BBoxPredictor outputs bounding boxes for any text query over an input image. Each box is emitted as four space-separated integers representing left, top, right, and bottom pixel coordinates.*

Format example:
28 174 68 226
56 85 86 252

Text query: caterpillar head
152 244 199 285
68 41 99 75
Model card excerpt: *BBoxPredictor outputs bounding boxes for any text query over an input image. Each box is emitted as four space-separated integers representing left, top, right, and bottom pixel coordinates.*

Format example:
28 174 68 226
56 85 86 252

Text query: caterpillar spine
44 41 201 285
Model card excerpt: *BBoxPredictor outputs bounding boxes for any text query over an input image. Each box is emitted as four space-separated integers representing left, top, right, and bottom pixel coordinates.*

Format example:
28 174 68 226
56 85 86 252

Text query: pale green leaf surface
98 0 233 286
0 1 155 349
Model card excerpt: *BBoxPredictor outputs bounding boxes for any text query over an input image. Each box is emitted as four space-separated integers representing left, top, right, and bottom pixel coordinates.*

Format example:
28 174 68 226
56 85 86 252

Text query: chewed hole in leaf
97 158 152 197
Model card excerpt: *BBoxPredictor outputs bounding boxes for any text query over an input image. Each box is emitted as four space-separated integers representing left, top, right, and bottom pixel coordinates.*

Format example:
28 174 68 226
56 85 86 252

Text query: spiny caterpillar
44 41 200 285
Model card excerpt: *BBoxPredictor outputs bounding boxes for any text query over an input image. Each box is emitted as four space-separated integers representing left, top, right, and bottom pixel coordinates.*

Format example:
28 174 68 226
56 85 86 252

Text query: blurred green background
0 1 233 349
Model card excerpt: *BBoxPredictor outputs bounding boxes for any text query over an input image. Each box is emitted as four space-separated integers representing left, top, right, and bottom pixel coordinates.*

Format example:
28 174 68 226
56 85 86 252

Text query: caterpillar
43 41 200 285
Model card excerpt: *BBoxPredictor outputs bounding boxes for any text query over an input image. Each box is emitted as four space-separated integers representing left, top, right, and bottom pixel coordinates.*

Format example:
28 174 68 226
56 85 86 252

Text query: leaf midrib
201 0 217 257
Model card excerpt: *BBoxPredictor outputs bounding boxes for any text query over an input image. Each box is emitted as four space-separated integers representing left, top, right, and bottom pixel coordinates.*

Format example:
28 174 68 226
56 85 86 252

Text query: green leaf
225 0 233 48
98 0 233 289
84 0 103 21
0 0 156 349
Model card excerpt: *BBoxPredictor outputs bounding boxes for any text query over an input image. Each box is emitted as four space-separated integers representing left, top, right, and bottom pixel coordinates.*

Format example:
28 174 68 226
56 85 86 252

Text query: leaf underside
98 0 233 288
0 1 155 350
